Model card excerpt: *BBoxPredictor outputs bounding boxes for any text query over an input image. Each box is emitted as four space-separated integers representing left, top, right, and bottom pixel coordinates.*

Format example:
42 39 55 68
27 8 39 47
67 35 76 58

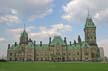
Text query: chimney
64 37 67 45
34 40 36 46
40 41 42 46
64 37 67 43
8 44 10 49
74 40 76 46
15 42 17 47
69 41 72 46
49 37 51 45
78 35 81 43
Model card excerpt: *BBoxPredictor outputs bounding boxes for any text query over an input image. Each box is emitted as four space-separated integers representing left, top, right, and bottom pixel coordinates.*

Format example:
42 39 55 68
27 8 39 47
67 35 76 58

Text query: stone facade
7 15 103 62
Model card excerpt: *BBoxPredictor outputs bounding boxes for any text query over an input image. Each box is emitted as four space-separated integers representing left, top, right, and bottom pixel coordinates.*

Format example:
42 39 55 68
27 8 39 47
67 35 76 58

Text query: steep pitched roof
85 16 96 28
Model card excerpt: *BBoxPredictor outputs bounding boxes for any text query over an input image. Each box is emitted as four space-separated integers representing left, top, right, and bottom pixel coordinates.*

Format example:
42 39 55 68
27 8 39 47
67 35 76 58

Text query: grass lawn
0 62 108 71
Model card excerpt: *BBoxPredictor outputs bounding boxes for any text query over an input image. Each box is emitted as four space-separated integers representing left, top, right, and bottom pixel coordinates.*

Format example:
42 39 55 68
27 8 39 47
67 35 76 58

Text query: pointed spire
86 8 92 20
24 23 26 31
85 9 96 28
87 8 90 18
19 23 28 45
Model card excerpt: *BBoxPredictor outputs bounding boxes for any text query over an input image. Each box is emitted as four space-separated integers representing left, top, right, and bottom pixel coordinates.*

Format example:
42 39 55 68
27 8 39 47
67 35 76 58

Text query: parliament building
7 15 104 62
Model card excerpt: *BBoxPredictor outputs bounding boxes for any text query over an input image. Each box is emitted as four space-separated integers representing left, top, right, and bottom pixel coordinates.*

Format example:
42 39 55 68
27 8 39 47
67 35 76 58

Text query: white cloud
8 26 35 40
62 15 73 21
0 37 6 43
98 39 108 57
94 9 108 23
30 24 72 40
29 8 53 21
62 0 108 23
11 9 18 15
0 15 20 24
0 0 53 21
7 23 72 42
0 8 20 24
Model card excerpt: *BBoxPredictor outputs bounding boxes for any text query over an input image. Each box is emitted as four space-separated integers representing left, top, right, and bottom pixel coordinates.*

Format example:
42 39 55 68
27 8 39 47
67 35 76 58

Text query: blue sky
0 0 108 58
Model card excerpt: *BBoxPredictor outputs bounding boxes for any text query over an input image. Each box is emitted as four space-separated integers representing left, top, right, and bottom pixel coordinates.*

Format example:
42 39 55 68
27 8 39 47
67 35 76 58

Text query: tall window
10 58 12 61
77 52 79 55
91 53 95 58
10 53 12 56
85 53 88 55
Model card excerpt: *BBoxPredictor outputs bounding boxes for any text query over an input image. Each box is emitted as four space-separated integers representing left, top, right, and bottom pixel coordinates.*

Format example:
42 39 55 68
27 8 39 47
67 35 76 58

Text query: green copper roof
81 41 90 48
85 17 96 28
51 36 65 45
9 44 20 50
8 41 91 50
35 44 49 50
9 42 35 50
67 41 90 50
21 30 28 37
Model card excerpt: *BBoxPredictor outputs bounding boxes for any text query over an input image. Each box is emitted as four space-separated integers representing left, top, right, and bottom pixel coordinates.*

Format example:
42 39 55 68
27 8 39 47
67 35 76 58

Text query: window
63 53 65 55
85 57 88 60
73 57 75 61
56 53 60 55
15 58 17 61
36 58 38 60
85 53 88 55
51 45 54 47
10 58 12 61
72 53 75 56
77 52 79 55
91 53 95 58
68 53 71 55
10 53 12 56
36 54 39 56
41 58 43 61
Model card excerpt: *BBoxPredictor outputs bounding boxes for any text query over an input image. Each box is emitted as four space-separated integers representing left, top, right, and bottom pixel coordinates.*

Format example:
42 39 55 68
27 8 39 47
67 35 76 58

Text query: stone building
7 15 103 62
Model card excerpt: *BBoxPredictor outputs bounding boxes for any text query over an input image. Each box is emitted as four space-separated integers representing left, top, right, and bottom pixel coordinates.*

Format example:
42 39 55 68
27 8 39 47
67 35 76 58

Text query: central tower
19 23 28 44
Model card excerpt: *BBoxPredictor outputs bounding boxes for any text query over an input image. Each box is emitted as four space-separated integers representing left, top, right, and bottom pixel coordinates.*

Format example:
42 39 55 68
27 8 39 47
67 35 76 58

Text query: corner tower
84 13 97 46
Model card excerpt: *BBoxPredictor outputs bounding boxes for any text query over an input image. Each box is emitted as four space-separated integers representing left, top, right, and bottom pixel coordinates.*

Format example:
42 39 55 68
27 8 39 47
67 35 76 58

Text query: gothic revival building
7 15 103 62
